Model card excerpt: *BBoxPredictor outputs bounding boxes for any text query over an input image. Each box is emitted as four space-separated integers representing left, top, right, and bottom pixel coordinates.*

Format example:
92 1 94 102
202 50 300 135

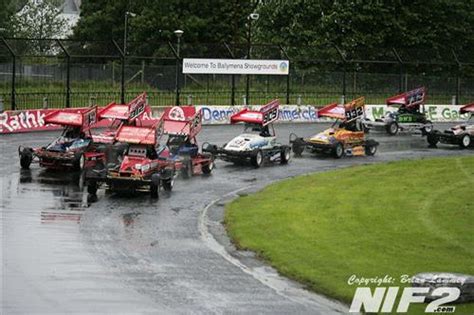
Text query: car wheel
78 153 85 170
202 160 214 174
421 120 433 136
291 139 305 157
365 143 377 156
181 159 193 178
87 180 98 195
150 181 159 199
162 178 174 192
251 150 263 168
427 132 439 147
386 121 399 135
460 134 471 149
333 142 344 159
280 146 290 164
20 148 33 169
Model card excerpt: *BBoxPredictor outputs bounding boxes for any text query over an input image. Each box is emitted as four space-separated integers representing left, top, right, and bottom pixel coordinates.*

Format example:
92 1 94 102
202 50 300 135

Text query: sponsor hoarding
0 104 469 133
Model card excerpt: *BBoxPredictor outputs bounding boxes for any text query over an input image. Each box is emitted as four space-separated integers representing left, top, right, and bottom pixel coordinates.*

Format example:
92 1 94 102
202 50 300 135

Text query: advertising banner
364 104 471 122
0 106 154 134
0 104 469 134
182 58 289 75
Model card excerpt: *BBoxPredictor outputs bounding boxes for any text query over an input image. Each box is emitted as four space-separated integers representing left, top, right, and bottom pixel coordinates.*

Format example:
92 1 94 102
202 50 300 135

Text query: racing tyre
251 150 263 168
421 120 433 136
20 149 33 169
162 178 174 192
460 134 471 149
386 122 399 135
78 153 86 170
333 142 344 159
291 139 305 157
280 147 290 164
365 143 377 156
181 159 193 178
150 181 159 199
87 180 98 195
427 132 439 147
202 160 214 174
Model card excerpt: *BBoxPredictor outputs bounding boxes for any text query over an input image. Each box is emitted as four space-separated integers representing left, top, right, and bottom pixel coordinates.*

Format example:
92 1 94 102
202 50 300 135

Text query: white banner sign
182 58 289 75
152 105 469 125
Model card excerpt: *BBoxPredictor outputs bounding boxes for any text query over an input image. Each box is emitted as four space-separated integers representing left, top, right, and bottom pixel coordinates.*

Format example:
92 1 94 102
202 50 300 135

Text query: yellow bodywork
306 128 365 145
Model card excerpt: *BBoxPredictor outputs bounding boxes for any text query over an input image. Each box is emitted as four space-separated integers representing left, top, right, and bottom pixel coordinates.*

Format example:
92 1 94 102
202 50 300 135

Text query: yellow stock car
290 99 379 158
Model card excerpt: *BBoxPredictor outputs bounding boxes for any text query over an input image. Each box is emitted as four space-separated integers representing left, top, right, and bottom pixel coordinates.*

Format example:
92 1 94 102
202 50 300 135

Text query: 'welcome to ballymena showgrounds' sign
182 58 289 75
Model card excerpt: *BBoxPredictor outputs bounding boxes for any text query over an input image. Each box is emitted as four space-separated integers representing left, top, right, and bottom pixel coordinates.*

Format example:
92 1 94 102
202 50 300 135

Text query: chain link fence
0 38 473 110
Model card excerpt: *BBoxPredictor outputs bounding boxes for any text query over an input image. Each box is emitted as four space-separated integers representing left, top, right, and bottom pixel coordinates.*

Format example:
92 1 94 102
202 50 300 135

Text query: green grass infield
225 156 474 314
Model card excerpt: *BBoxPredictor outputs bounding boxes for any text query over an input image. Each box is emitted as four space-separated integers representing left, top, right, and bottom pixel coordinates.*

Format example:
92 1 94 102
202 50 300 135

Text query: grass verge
225 156 474 314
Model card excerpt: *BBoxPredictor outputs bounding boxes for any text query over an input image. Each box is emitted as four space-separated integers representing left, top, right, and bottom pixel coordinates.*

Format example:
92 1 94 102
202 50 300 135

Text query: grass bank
225 156 474 314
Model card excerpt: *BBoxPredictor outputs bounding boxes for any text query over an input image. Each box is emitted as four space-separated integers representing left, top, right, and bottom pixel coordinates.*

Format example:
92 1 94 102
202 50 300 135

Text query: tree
72 0 254 58
0 0 18 37
13 0 68 39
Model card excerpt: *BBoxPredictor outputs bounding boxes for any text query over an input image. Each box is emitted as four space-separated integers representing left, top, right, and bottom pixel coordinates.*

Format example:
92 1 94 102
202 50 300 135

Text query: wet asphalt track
1 123 473 314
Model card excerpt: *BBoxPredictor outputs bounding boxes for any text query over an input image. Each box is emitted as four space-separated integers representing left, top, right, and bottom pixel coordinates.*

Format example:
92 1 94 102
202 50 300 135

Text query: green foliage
226 156 474 314
13 0 69 40
255 0 474 60
72 0 254 57
0 0 17 36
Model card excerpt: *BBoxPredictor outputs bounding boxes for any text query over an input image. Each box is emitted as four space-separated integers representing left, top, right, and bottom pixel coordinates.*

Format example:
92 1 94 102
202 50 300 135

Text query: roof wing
162 106 202 138
317 102 344 119
127 92 147 122
230 99 280 126
318 97 365 121
97 92 148 122
460 102 474 114
386 87 426 108
44 107 97 130
115 125 157 145
82 106 98 130
344 97 365 122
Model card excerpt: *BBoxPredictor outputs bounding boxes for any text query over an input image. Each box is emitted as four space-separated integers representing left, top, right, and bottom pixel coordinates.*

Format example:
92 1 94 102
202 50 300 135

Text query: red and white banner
0 107 155 134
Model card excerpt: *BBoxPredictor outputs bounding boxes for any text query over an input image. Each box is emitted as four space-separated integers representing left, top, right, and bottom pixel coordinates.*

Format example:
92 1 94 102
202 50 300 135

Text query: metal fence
0 38 473 110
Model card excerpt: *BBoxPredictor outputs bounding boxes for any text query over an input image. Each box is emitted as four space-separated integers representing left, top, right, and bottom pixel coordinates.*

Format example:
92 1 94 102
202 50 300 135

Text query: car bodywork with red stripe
85 121 178 199
82 92 151 172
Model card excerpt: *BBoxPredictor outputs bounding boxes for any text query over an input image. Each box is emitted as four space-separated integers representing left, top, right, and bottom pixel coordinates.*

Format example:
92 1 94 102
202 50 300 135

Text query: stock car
427 102 474 148
89 92 149 145
290 97 379 158
363 87 433 135
86 122 177 199
18 107 97 170
160 106 214 177
203 99 291 168
83 92 151 170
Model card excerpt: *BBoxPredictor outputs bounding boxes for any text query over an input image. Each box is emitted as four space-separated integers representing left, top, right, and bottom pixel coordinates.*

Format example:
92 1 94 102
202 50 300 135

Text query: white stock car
203 100 291 168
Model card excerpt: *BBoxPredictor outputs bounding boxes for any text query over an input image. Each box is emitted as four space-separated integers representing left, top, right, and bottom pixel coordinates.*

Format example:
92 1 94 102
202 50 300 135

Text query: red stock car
90 92 150 145
160 106 214 177
83 93 151 171
85 122 177 199
19 107 97 170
